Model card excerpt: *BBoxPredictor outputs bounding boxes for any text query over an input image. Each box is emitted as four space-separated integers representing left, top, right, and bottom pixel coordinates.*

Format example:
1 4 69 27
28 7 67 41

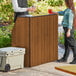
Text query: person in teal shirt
58 8 74 29
57 0 76 64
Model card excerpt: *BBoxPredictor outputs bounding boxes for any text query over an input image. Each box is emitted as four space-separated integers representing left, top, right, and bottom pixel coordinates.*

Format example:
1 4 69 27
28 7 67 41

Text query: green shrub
27 0 36 7
74 30 76 40
59 33 64 45
0 33 11 48
0 0 14 22
48 0 64 6
0 23 13 48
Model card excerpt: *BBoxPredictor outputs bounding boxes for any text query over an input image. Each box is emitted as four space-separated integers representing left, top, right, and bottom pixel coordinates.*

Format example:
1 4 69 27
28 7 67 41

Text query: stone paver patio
0 46 74 76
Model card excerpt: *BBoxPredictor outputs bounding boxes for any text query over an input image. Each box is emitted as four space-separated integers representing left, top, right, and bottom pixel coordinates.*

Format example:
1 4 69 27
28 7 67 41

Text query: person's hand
52 12 58 14
27 7 36 12
67 29 71 37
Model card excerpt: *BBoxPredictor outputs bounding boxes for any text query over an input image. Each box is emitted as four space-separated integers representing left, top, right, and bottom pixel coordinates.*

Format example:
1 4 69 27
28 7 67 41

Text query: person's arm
58 11 65 15
68 10 74 29
53 11 65 15
11 0 28 12
67 10 74 37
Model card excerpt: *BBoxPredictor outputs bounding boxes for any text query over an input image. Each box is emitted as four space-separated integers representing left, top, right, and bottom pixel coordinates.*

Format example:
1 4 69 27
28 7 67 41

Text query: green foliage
74 30 76 40
0 24 14 48
0 0 75 21
0 0 14 22
27 0 36 7
30 1 49 16
58 33 64 45
0 24 14 38
40 0 64 6
28 0 66 16
45 0 64 6
0 33 11 48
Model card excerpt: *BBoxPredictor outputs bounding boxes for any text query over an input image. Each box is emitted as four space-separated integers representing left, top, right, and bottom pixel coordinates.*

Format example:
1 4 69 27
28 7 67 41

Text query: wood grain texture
30 15 58 66
53 15 58 60
12 17 30 67
12 15 58 67
55 66 76 75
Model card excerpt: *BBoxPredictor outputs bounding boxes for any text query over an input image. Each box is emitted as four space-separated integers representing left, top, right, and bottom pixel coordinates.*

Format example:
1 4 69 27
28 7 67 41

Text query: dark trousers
63 27 76 60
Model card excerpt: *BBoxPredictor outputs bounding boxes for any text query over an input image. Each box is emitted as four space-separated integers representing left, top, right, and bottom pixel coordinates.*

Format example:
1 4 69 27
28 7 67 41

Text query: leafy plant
0 33 11 48
0 0 14 22
58 33 64 45
27 0 36 7
74 30 76 40
0 23 13 48
48 0 64 6
28 0 66 16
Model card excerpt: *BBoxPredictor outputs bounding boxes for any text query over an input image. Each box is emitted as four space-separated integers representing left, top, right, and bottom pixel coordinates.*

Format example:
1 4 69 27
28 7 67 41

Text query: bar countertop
18 13 58 18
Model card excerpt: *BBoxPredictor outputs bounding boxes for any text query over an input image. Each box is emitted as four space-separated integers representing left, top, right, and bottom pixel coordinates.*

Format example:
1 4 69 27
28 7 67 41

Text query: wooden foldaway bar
12 14 58 67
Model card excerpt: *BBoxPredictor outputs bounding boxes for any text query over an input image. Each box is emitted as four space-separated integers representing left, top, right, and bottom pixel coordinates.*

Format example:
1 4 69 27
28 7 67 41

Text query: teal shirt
58 8 74 29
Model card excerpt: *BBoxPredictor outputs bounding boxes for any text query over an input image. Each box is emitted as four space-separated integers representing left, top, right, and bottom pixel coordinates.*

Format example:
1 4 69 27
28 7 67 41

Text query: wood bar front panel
54 15 58 60
12 15 58 67
30 15 58 66
12 17 30 67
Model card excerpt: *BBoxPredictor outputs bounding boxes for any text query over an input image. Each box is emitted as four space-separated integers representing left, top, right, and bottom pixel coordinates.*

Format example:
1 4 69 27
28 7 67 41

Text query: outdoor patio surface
0 46 74 76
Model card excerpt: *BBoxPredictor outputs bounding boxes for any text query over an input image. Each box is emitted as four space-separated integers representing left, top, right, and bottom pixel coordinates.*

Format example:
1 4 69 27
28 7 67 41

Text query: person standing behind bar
56 0 76 64
11 0 35 22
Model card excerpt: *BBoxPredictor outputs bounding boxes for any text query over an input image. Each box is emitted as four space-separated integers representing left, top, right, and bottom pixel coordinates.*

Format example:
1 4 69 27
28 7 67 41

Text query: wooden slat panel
30 17 38 66
30 17 43 66
53 15 58 60
41 16 45 64
30 15 58 66
47 15 53 62
36 17 42 65
47 16 50 62
12 17 30 67
47 15 54 62
44 16 49 63
11 21 17 46
44 16 47 63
